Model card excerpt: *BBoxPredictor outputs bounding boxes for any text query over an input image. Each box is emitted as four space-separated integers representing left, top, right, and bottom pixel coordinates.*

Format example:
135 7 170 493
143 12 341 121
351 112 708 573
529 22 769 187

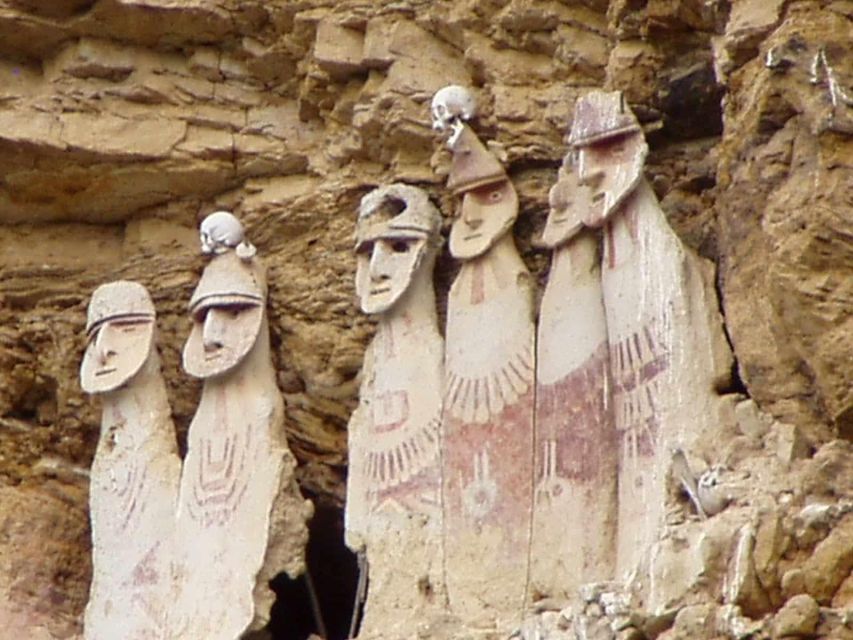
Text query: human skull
199 211 245 255
431 85 477 132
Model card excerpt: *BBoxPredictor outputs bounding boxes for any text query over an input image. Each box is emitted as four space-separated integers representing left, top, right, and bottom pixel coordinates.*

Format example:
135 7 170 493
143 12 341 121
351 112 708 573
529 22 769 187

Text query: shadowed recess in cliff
266 502 359 640
661 62 724 140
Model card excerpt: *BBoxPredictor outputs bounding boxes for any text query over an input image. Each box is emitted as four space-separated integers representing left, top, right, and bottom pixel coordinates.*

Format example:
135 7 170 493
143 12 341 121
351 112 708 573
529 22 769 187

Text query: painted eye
356 241 374 256
391 240 410 253
488 189 502 202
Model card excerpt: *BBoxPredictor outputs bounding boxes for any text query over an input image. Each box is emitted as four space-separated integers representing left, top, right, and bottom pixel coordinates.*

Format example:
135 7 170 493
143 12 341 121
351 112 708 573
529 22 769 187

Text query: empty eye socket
355 240 374 256
390 240 411 253
226 306 247 318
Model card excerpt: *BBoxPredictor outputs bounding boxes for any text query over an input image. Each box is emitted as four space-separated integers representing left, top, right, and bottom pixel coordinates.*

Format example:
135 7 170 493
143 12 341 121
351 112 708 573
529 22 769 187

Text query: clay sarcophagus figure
81 213 311 639
431 85 535 630
530 159 618 600
345 184 446 638
81 281 181 640
174 212 310 638
565 91 732 591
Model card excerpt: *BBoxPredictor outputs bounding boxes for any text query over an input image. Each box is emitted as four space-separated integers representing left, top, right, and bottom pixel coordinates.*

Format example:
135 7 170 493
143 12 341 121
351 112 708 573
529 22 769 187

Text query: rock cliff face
0 1 850 638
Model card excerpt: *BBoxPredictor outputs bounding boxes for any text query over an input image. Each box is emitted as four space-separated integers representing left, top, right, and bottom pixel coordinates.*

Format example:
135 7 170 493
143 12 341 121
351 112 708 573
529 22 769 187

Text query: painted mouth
95 367 117 376
464 233 483 240
550 216 568 224
592 192 605 203
204 353 222 361
370 286 391 295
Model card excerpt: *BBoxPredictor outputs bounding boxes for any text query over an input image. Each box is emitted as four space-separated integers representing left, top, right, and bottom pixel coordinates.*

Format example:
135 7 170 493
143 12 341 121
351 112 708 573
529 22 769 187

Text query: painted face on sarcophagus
436 98 517 260
449 180 518 260
182 251 265 379
540 165 591 249
568 90 649 227
354 184 441 315
81 281 156 394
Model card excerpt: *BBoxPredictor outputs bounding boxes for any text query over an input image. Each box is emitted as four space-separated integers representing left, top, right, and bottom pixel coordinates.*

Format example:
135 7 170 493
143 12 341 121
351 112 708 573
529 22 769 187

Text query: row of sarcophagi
79 87 731 639
81 219 311 639
344 87 732 636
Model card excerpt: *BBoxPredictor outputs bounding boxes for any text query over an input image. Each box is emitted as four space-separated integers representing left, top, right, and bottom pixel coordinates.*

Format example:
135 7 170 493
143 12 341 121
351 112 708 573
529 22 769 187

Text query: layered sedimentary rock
0 0 850 638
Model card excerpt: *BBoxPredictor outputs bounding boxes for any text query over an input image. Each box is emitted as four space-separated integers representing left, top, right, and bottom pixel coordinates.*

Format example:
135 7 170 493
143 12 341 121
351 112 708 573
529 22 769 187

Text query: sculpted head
568 91 648 225
182 252 266 379
430 85 516 260
355 184 442 315
541 164 590 249
81 281 156 394
449 180 518 260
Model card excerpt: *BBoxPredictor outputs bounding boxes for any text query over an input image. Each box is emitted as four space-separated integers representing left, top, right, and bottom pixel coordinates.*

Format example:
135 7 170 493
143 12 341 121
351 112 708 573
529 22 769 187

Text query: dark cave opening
265 502 361 640
266 572 318 640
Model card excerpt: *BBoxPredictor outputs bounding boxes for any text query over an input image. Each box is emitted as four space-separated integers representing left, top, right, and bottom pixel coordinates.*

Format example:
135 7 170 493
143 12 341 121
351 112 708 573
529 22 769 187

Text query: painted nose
369 243 393 283
548 184 563 210
95 327 117 365
461 198 483 230
202 309 227 352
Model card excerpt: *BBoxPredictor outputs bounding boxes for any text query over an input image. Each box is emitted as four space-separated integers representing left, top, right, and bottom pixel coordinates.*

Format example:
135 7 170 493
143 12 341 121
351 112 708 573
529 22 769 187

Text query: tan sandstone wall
0 0 850 637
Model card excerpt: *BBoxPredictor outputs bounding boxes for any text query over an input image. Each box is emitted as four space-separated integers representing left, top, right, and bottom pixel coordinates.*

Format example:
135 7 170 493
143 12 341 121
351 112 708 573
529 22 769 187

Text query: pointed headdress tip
445 124 507 194
86 280 155 335
567 90 641 147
